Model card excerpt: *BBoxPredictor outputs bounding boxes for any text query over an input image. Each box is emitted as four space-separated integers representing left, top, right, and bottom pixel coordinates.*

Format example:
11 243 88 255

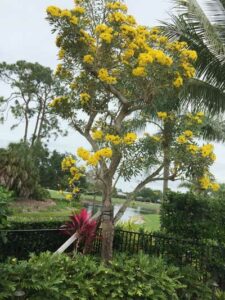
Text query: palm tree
0 143 40 198
162 0 225 115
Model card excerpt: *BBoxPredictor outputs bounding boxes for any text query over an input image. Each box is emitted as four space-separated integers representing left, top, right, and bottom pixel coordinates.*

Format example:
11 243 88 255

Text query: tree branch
107 85 129 105
113 164 164 223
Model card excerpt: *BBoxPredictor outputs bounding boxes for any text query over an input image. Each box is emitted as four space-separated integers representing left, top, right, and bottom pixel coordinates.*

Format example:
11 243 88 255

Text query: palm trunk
101 178 114 263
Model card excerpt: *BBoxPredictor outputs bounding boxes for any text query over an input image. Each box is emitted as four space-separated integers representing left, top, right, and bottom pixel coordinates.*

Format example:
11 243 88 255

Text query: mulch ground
11 198 56 212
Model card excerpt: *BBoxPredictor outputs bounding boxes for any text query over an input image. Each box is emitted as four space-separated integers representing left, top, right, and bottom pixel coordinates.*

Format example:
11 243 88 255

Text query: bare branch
107 85 129 105
113 164 164 223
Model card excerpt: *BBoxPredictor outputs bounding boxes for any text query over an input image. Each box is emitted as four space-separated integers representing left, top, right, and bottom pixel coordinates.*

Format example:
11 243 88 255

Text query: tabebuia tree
46 0 217 261
0 61 66 145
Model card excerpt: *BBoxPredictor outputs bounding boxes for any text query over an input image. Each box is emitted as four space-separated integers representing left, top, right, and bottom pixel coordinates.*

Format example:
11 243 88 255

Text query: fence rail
1 228 224 275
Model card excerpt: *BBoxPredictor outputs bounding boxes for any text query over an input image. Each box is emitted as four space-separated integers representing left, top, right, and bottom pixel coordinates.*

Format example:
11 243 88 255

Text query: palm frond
180 78 225 114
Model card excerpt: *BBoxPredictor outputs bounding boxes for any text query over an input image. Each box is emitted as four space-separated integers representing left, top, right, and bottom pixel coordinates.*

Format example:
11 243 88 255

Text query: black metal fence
0 228 69 260
1 227 224 277
93 229 225 271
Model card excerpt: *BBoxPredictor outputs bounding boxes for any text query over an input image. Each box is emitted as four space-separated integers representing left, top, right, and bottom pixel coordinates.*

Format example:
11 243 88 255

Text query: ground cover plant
0 252 195 300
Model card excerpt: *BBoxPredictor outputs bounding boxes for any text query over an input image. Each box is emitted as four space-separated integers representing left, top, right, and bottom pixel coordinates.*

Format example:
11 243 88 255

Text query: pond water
84 203 156 222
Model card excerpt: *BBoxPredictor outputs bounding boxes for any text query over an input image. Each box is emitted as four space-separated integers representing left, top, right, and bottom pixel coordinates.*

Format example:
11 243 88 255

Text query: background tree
46 0 205 261
39 149 88 191
135 187 162 203
0 143 42 198
162 0 225 115
0 60 66 145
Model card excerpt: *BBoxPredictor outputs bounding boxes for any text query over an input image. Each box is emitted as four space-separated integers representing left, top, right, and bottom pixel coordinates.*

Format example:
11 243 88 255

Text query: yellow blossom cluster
177 135 188 144
95 24 114 44
173 75 183 88
73 6 85 14
122 49 135 61
199 176 220 191
77 147 90 161
132 67 146 77
46 6 85 25
54 64 71 78
58 48 65 60
80 93 91 105
180 49 198 61
46 6 80 26
166 41 188 51
65 194 73 200
106 2 128 12
47 1 197 90
98 68 117 84
183 130 193 138
61 155 84 199
157 112 168 120
96 148 113 158
105 134 121 145
61 155 76 171
181 62 196 78
187 112 204 124
201 144 214 158
83 54 94 64
108 11 127 23
70 81 77 90
158 36 197 83
49 96 68 107
185 142 216 162
187 144 199 154
177 131 193 144
46 6 61 17
79 29 96 51
55 35 62 47
129 47 174 77
91 130 137 146
92 130 104 140
77 147 113 167
123 132 137 145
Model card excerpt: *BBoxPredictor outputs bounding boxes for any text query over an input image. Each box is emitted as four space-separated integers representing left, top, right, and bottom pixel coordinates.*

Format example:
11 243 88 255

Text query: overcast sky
0 0 224 192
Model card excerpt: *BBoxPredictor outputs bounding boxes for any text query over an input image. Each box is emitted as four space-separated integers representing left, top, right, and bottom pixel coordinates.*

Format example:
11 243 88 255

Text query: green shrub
0 186 13 242
161 191 212 241
177 265 212 300
216 289 225 299
161 191 225 289
0 252 183 300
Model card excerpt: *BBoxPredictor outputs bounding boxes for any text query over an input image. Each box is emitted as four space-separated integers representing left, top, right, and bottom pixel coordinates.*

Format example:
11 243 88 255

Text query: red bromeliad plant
61 208 97 254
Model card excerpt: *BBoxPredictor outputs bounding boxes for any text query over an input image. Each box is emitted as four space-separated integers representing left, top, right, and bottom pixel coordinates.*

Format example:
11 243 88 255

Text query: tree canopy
0 60 66 144
46 0 218 261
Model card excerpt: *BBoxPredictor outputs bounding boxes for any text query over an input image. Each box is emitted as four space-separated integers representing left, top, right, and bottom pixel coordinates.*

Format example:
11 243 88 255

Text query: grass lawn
141 214 160 232
48 189 161 212
10 189 161 231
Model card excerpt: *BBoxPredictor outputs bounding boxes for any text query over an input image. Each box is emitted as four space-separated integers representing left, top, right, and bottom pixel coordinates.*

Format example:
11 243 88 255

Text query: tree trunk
162 121 172 198
163 147 170 195
31 104 42 146
36 102 46 142
24 114 29 142
101 179 114 263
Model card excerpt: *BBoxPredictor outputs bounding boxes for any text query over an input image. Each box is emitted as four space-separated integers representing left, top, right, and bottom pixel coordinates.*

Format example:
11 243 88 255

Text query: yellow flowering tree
114 110 219 221
46 0 198 261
